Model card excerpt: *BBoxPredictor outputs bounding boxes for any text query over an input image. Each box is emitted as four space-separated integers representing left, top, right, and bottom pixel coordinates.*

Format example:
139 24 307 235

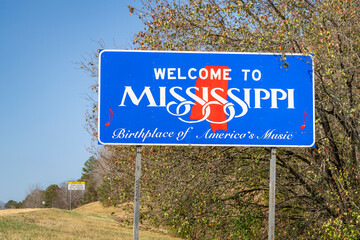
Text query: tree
83 0 360 238
4 200 19 209
95 147 136 206
43 184 60 208
22 185 44 208
52 181 70 209
80 156 105 204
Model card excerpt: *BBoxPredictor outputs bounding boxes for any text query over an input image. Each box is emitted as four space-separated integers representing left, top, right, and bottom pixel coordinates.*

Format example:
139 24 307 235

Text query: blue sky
0 0 143 203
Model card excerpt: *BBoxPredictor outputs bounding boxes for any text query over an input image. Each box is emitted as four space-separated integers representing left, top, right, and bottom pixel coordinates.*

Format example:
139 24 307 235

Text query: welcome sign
98 50 314 147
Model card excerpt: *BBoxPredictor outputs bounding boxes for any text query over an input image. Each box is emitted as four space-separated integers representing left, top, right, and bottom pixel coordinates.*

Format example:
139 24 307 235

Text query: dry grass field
0 208 43 216
0 202 181 240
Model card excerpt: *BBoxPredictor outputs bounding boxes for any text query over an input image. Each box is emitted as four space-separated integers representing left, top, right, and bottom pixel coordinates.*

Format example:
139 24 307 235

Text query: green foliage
232 211 262 239
80 156 100 204
97 177 113 206
43 184 59 208
314 213 360 240
95 146 137 207
4 200 21 209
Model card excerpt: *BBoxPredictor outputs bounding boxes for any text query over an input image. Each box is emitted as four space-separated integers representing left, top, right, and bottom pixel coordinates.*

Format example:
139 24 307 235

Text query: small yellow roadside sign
68 181 86 185
67 182 85 191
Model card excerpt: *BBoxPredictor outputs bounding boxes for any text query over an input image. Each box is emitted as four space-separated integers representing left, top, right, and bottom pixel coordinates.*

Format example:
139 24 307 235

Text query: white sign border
98 50 315 148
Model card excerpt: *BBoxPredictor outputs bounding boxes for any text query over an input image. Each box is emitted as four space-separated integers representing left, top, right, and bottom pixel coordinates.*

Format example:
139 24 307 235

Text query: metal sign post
133 146 142 240
268 148 277 240
69 189 72 210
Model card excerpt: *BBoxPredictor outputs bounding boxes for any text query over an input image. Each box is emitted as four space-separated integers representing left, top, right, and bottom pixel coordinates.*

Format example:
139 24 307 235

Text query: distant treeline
2 156 106 210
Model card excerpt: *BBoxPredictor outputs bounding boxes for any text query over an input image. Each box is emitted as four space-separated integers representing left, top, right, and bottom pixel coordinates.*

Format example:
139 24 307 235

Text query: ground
0 202 181 240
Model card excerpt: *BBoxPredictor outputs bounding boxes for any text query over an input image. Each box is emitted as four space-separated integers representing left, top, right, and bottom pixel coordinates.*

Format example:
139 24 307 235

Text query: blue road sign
98 50 314 147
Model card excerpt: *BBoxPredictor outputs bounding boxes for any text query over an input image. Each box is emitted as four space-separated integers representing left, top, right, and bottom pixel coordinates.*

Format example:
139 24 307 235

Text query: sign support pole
69 189 72 211
268 148 276 240
133 146 142 240
82 189 85 214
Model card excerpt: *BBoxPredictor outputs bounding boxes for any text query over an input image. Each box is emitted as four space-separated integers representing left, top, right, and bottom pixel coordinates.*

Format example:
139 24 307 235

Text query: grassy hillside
0 202 181 240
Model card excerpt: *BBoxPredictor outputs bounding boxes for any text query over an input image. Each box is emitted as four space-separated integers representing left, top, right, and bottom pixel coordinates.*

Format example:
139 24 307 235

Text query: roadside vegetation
81 0 360 239
3 0 359 239
0 201 180 240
